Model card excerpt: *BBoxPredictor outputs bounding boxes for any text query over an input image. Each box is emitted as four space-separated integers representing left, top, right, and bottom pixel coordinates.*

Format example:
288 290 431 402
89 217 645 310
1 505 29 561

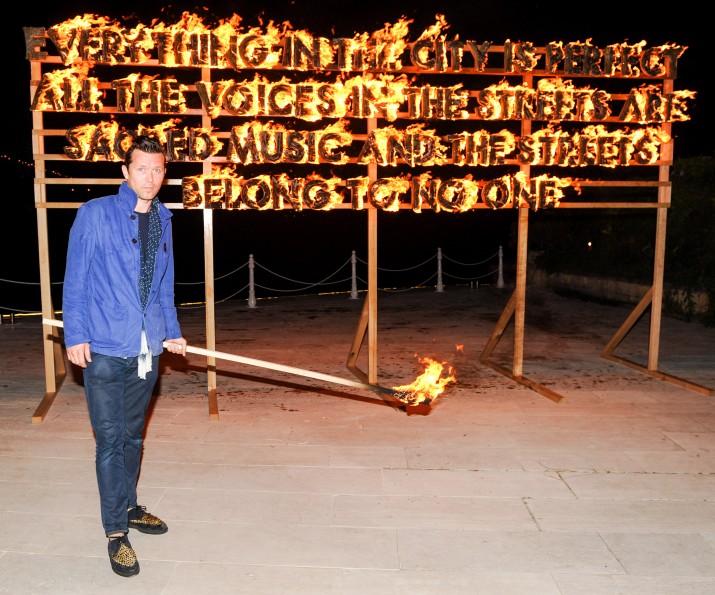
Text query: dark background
3 1 710 313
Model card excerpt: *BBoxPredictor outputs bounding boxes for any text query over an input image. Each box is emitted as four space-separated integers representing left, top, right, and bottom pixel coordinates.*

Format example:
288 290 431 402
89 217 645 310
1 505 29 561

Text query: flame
196 72 413 122
48 14 118 64
449 128 516 166
185 167 344 210
49 11 289 68
150 11 213 67
137 119 183 144
64 119 223 162
31 63 100 111
46 12 424 72
359 122 448 167
351 73 413 121
304 172 345 210
619 84 695 123
477 78 613 122
415 14 450 42
364 16 414 69
64 120 120 160
319 120 353 163
286 27 338 71
393 356 456 406
524 123 670 167
214 17 285 69
410 172 482 212
367 176 411 211
226 119 351 164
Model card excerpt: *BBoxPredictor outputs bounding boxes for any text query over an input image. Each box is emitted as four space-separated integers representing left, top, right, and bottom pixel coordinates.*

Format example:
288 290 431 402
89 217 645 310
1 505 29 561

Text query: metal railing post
436 247 444 292
248 254 257 308
350 250 358 299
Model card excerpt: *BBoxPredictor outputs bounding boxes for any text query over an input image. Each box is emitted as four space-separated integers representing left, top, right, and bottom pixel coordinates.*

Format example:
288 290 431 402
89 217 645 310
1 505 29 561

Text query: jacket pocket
88 297 129 349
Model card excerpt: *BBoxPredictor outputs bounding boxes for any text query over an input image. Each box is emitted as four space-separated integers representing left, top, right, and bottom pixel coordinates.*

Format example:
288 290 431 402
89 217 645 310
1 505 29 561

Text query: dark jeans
83 352 159 536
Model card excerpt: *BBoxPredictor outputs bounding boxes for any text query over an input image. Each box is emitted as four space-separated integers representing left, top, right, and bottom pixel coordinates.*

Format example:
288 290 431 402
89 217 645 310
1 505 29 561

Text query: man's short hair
125 135 166 168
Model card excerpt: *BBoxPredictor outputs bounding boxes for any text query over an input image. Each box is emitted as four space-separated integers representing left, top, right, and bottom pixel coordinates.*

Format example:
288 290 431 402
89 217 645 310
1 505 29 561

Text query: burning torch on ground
391 356 457 412
43 320 456 414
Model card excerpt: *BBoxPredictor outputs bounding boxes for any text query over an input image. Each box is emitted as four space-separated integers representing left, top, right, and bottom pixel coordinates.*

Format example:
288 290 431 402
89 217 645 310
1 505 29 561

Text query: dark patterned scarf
138 200 161 310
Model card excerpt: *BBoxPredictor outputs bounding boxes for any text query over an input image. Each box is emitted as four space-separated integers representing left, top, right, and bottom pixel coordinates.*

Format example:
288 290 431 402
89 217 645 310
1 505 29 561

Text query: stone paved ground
1 286 714 594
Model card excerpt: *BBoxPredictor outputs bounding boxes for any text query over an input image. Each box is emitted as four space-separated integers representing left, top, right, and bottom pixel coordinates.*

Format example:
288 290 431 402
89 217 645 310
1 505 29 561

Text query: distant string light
0 152 67 177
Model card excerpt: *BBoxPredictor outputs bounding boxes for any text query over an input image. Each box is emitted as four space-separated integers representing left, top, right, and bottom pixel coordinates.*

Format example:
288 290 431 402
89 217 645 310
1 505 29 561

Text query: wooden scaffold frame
24 18 711 425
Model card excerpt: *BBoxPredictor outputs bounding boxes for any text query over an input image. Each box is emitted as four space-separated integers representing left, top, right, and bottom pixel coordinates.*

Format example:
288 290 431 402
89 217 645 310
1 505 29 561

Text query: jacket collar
117 181 172 221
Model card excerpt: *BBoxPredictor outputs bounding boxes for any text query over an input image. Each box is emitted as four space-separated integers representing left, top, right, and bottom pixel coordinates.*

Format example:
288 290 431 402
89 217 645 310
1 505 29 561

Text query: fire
523 123 670 168
448 128 516 167
225 119 351 164
415 14 450 42
363 16 414 70
149 12 212 67
47 14 118 64
477 78 613 121
45 11 426 72
183 167 344 210
30 63 100 112
361 176 411 211
393 356 456 406
410 172 481 213
347 73 413 121
62 118 207 161
224 18 285 69
64 120 119 160
480 171 568 209
359 122 449 167
136 119 183 144
619 84 695 123
193 72 412 122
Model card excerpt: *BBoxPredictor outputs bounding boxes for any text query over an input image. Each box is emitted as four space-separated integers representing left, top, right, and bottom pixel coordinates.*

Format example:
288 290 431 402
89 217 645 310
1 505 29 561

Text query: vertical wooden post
201 67 218 419
513 206 529 378
31 59 65 423
648 78 674 371
512 75 533 379
367 117 378 383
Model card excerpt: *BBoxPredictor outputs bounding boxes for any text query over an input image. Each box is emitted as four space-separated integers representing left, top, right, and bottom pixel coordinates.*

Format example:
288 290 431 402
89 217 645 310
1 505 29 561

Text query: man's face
123 149 166 205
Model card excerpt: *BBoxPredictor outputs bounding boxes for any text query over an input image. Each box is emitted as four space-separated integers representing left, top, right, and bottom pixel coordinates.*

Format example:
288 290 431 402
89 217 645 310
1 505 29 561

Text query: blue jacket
62 181 182 357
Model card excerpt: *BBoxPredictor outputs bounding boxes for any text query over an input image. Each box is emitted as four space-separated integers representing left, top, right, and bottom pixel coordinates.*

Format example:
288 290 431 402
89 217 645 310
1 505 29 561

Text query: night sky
3 1 710 313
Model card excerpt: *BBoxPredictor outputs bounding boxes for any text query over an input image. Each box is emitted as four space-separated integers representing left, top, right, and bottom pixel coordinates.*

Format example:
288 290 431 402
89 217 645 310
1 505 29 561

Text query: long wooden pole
42 319 406 404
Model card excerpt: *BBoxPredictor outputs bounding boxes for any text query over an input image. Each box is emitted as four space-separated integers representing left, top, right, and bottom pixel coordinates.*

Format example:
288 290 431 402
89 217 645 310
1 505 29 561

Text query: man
63 134 187 577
